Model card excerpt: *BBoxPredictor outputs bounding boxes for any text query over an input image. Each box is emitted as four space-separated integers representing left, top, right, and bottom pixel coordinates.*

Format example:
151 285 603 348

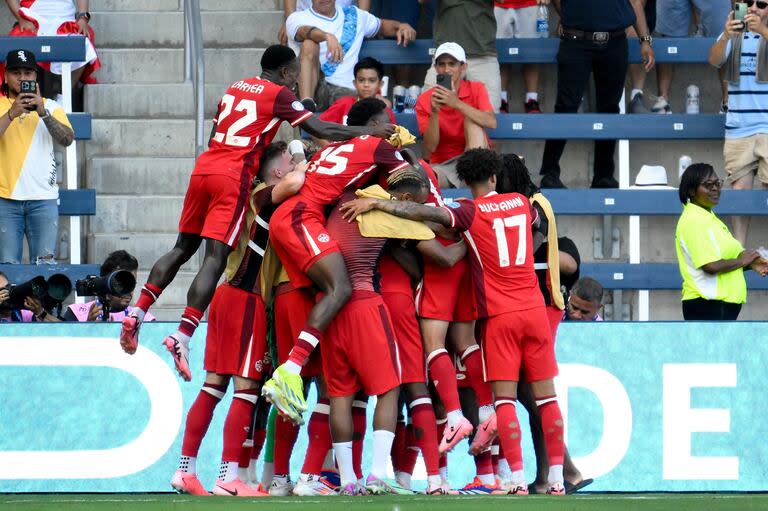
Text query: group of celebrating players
116 44 578 497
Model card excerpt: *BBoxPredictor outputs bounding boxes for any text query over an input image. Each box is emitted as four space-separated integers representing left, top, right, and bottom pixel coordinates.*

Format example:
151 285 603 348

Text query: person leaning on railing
675 163 768 320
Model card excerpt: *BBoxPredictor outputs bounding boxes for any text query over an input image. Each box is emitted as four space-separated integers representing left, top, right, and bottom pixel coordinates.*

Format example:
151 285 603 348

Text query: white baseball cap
434 42 466 63
630 165 675 189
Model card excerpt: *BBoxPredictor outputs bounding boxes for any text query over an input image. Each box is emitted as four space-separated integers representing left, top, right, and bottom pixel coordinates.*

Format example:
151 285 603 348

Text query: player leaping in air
118 45 394 379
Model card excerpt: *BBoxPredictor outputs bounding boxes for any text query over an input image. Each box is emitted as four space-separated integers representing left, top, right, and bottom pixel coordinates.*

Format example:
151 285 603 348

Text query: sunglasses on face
746 0 768 9
701 179 724 190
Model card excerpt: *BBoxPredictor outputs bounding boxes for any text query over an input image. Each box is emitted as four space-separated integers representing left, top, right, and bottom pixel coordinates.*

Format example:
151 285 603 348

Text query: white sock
498 458 512 479
178 455 195 474
525 92 538 102
478 405 494 423
428 474 442 488
246 458 258 483
219 460 239 483
500 90 508 101
132 307 146 322
237 466 249 482
548 464 564 485
261 461 274 486
440 466 448 481
322 449 335 471
446 409 464 426
395 471 412 489
283 360 302 374
333 441 355 486
631 88 643 100
371 430 396 480
478 473 495 486
173 331 191 343
511 469 526 484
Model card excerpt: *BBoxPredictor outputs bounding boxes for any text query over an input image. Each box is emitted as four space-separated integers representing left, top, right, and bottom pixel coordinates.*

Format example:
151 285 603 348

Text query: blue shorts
655 0 729 38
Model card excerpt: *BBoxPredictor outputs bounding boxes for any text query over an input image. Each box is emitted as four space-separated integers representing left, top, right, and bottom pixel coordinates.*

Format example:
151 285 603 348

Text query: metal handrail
183 0 205 157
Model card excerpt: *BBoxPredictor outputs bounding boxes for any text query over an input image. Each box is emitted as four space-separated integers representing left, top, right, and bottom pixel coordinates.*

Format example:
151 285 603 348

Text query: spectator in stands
0 49 74 265
652 0 729 113
319 57 395 125
422 0 502 112
0 270 57 322
415 42 496 188
495 0 544 113
675 163 768 320
627 0 657 112
709 4 768 246
564 277 604 321
278 0 370 45
62 250 156 322
5 0 100 105
539 0 655 189
286 0 416 111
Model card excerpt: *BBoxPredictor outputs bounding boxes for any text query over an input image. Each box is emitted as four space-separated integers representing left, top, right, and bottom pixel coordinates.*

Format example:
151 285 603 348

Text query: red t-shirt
300 135 409 206
495 0 537 8
194 77 312 179
442 191 543 317
320 95 397 125
415 80 494 164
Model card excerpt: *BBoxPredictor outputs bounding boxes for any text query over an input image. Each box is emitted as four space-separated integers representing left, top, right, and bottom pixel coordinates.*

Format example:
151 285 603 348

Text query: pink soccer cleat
119 314 142 354
170 470 210 496
163 334 192 381
213 478 270 497
438 416 473 454
469 413 498 455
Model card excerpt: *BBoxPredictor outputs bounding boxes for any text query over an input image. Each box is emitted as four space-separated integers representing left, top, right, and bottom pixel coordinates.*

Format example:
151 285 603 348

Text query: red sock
409 397 440 476
437 419 448 472
391 417 407 472
461 345 493 407
495 397 523 472
474 448 493 477
491 439 500 475
182 382 226 456
178 306 203 338
274 415 300 475
222 389 259 462
352 400 367 480
135 283 162 313
288 326 321 367
427 349 461 413
239 427 267 468
301 398 332 474
538 397 565 466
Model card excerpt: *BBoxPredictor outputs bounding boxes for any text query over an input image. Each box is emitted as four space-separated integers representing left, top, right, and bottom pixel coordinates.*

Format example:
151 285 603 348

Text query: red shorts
546 304 564 339
480 306 558 383
323 291 401 398
382 291 425 384
179 173 249 247
274 283 323 378
204 283 269 379
269 196 340 289
416 256 476 322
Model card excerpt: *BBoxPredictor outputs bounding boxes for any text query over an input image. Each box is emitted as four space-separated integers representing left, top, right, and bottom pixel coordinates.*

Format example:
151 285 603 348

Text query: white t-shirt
286 5 381 89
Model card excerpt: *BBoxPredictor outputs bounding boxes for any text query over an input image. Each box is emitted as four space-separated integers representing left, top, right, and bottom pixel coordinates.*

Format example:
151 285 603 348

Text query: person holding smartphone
0 49 74 265
415 42 497 189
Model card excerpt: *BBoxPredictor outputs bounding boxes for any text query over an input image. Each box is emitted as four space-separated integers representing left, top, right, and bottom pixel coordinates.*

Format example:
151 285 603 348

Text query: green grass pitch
3 494 768 511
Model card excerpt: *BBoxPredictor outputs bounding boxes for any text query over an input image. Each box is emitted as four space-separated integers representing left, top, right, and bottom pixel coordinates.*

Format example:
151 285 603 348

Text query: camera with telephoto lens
75 270 136 298
0 274 72 314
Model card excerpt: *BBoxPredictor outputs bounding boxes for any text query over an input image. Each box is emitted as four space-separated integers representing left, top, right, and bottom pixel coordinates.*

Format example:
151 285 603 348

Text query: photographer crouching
63 250 156 322
0 270 60 322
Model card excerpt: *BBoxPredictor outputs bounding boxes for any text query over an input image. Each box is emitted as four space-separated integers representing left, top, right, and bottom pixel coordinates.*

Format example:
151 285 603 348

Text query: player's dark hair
100 250 138 277
258 141 288 181
498 153 538 197
456 148 502 185
354 57 385 80
261 45 297 72
678 163 715 204
387 167 428 197
572 277 604 304
346 97 387 127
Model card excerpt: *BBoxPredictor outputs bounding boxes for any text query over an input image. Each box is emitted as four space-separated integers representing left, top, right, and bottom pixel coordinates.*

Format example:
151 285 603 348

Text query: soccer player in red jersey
169 142 304 497
263 97 410 420
340 148 567 496
118 45 394 379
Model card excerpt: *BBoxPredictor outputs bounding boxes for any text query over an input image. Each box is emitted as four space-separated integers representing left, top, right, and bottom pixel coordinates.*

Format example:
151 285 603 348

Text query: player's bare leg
164 239 233 382
421 319 473 453
120 233 202 354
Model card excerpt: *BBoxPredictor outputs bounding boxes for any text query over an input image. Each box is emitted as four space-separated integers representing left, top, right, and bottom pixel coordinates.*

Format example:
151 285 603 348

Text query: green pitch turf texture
3 494 768 511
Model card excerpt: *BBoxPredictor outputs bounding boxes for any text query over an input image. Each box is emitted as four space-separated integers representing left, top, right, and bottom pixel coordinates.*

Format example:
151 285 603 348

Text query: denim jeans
0 197 59 264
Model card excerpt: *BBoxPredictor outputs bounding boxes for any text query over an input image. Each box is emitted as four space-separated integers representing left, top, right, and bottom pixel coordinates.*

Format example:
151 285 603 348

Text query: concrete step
93 11 282 48
89 233 200 272
87 156 194 195
91 0 279 11
85 83 228 118
87 119 207 157
136 271 198 309
145 306 188 322
96 48 265 84
91 195 183 234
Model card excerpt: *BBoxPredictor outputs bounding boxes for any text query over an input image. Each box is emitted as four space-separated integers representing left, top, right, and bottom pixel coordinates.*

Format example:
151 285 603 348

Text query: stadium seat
0 263 101 284
581 262 768 290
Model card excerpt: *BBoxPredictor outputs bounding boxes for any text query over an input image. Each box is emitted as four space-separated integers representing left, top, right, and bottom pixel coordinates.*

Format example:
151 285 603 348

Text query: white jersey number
212 94 258 147
307 144 354 176
492 214 527 267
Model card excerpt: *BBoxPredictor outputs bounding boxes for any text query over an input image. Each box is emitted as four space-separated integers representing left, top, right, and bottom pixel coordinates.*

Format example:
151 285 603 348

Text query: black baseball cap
5 49 38 71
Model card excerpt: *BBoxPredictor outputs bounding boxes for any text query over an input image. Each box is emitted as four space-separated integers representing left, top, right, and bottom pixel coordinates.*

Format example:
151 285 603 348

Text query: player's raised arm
299 115 395 141
339 196 452 226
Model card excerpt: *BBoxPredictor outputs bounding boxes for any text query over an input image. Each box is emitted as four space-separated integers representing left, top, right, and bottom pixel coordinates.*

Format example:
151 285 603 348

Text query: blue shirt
724 33 768 139
561 0 636 32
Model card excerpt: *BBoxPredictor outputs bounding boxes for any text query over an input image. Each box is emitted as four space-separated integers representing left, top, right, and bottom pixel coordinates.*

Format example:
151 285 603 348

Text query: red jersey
378 250 414 296
495 0 537 8
421 159 444 207
300 135 409 206
442 191 543 317
319 95 397 125
194 77 312 179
